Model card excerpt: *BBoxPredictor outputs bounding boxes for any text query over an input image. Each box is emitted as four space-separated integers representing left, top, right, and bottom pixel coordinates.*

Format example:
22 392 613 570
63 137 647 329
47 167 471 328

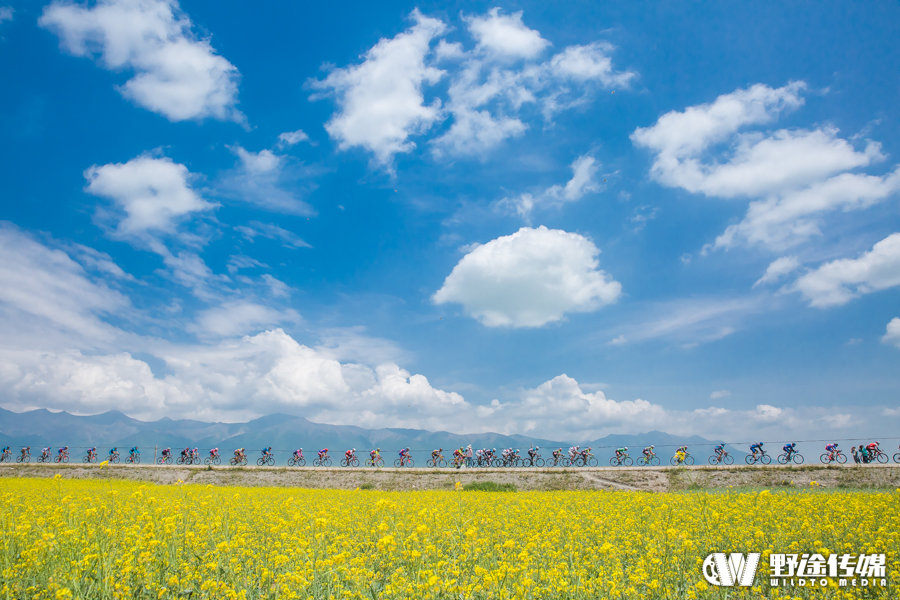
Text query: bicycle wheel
341 458 349 467
297 458 306 466
257 458 265 466
288 458 296 467
206 457 213 465
393 458 402 467
134 455 141 464
622 457 632 466
745 455 755 465
836 452 847 464
707 456 718 465
760 454 771 465
819 453 831 464
723 454 733 465
560 457 571 467
588 457 598 467
792 453 804 465
669 456 679 466
158 457 165 465
535 457 545 467
426 459 435 467
877 452 888 464
893 453 900 464
352 457 360 467
777 453 788 465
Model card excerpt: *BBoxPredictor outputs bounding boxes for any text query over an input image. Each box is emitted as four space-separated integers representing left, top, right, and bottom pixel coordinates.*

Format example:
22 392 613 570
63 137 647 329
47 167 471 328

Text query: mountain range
0 407 735 464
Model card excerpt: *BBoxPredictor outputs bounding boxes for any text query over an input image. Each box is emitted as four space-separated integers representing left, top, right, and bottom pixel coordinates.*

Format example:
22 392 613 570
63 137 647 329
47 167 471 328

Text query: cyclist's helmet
623 447 628 451
377 448 380 451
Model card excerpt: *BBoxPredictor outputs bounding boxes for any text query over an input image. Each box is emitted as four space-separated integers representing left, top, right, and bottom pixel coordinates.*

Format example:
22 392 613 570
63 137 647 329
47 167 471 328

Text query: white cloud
189 301 299 338
0 224 129 343
465 8 550 60
548 42 635 87
218 145 314 215
754 256 800 287
502 154 600 218
261 274 291 298
226 255 267 275
85 154 215 237
792 233 900 307
0 6 13 24
310 9 447 168
633 82 899 251
40 0 241 122
234 221 310 248
433 226 621 327
883 318 900 349
276 129 310 148
710 389 731 399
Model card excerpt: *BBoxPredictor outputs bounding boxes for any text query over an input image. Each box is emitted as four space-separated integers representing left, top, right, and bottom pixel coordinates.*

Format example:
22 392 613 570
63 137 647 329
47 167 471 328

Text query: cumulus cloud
754 256 800 287
632 82 899 251
883 318 900 349
85 154 215 237
40 0 241 122
217 145 314 215
312 8 634 163
309 9 447 168
276 129 310 148
502 154 600 218
465 8 550 60
792 233 900 307
433 226 621 327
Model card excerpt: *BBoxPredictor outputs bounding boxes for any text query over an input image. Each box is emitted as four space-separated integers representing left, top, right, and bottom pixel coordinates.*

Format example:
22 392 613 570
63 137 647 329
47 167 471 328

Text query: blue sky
1 0 899 441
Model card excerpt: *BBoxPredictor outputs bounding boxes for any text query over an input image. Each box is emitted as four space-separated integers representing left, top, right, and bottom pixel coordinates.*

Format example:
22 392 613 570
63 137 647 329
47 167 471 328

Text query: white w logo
702 553 761 587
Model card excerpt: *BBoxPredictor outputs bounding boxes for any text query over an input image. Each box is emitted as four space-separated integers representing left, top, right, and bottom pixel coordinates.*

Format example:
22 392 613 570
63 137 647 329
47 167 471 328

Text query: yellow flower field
1 478 898 599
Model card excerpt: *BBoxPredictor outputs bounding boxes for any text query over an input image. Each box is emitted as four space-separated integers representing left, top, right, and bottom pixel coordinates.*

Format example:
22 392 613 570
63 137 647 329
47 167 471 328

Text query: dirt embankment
3 463 899 492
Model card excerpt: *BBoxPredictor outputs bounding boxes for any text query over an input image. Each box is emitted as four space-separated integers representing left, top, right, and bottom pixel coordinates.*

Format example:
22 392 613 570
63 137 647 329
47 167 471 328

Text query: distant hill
0 407 739 465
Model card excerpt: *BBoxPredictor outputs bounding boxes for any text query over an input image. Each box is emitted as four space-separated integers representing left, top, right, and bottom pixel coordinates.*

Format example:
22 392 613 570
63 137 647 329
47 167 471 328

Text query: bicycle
37 451 52 464
670 452 694 466
575 452 598 467
55 451 69 464
313 454 332 467
819 450 846 464
257 454 275 467
157 454 173 465
394 455 415 468
868 449 889 464
777 451 804 465
126 452 140 464
108 452 120 464
16 451 30 464
340 455 360 467
426 454 446 467
638 453 661 466
523 452 544 467
229 455 248 466
745 449 771 465
609 453 632 467
707 451 734 465
83 452 97 464
205 452 221 466
288 454 306 467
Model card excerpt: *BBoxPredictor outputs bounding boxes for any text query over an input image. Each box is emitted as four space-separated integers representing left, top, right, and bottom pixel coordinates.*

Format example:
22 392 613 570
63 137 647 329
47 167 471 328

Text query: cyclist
615 447 628 461
713 443 725 459
399 447 411 464
129 446 139 460
581 446 593 459
41 446 52 461
317 448 329 461
232 448 244 462
108 447 118 460
370 448 381 463
292 448 303 460
568 445 580 460
527 445 540 463
180 447 191 461
209 448 219 460
431 448 443 461
1 446 9 461
552 448 563 463
782 442 796 459
57 446 68 460
866 441 880 460
261 447 273 460
749 441 763 460
824 442 838 461
345 448 357 462
20 446 30 460
643 445 655 459
674 446 688 463
86 447 96 461
192 447 199 461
